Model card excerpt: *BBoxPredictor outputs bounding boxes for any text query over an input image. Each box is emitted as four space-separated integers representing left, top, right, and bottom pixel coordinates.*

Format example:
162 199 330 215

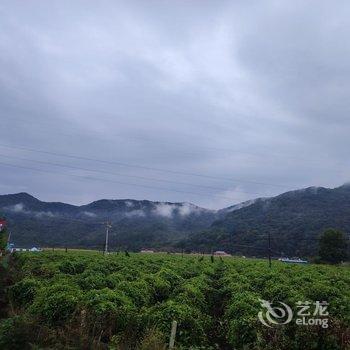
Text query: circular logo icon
258 299 293 327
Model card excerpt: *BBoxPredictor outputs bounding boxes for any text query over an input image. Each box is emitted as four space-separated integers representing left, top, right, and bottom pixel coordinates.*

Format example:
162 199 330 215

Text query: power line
0 161 243 201
0 143 292 189
2 116 344 170
0 153 268 197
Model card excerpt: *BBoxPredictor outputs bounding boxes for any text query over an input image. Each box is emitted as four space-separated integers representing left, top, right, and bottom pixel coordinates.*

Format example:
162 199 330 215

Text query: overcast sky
1 0 350 209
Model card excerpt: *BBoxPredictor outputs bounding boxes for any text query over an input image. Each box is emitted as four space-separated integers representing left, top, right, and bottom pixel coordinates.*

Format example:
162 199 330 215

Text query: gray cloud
4 203 56 218
0 0 350 209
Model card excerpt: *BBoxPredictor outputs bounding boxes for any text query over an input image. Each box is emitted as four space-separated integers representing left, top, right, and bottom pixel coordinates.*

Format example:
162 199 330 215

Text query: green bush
145 300 211 347
117 280 152 307
83 287 137 340
8 278 41 308
77 271 109 290
59 260 86 274
225 291 261 348
144 275 171 302
0 316 34 350
1 251 349 349
30 284 81 325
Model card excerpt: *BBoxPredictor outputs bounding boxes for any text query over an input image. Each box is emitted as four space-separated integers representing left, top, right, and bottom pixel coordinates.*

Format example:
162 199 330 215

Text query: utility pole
104 221 112 255
7 231 11 249
268 231 272 268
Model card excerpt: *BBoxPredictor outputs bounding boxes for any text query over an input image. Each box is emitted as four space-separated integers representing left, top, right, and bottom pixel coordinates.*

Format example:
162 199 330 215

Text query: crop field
0 251 349 349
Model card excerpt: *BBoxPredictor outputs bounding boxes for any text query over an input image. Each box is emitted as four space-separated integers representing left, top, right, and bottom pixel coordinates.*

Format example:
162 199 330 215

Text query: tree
319 229 348 264
0 230 7 252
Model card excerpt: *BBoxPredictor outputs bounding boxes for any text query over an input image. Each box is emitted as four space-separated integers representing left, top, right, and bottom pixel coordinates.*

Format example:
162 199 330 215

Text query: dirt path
204 260 232 349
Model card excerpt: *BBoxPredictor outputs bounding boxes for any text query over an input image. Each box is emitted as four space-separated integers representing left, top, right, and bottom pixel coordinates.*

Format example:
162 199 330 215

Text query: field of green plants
0 251 349 349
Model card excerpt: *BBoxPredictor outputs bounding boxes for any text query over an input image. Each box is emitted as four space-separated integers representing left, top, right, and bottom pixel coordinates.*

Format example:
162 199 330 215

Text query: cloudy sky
1 0 350 209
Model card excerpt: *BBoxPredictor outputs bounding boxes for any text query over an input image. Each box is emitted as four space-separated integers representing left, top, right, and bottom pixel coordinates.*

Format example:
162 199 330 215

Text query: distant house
140 249 154 253
6 243 15 252
278 257 308 264
0 219 6 232
29 247 42 252
213 250 231 256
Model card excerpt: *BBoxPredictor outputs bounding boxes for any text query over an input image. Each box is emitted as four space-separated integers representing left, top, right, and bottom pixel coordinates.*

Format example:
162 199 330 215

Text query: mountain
181 185 350 256
0 193 217 250
1 184 350 256
217 198 265 215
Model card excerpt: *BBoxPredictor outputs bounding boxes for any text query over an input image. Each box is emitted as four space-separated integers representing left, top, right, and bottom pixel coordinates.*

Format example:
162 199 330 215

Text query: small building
0 219 6 232
279 257 308 264
29 247 42 252
213 250 231 256
140 249 154 253
6 243 15 253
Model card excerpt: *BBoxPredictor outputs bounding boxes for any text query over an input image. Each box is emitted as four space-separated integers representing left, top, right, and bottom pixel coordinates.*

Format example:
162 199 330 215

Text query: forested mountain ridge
0 193 218 249
182 184 350 256
1 184 350 256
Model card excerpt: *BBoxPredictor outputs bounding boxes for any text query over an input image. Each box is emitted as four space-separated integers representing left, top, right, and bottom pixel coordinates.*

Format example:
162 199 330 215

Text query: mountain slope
182 185 350 256
2 184 350 255
0 193 217 249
